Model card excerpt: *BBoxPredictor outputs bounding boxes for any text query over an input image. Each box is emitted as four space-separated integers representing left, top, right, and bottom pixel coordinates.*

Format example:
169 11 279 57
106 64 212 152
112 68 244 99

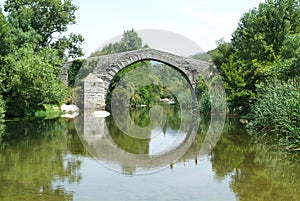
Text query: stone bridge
65 49 226 174
60 48 212 109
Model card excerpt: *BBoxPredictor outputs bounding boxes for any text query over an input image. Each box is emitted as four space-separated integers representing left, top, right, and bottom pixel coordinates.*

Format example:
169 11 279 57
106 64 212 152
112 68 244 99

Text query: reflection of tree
106 114 150 154
129 108 151 128
164 106 181 131
230 145 300 201
209 118 253 180
129 106 183 132
107 106 190 155
179 116 210 161
0 119 86 201
0 123 5 144
209 118 300 201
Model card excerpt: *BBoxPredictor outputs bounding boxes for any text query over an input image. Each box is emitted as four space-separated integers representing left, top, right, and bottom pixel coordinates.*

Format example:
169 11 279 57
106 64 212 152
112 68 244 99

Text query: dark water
0 107 299 201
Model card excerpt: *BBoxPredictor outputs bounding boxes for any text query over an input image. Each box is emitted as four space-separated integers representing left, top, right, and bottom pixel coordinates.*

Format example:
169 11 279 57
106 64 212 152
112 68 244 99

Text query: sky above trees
0 0 266 56
39 0 265 56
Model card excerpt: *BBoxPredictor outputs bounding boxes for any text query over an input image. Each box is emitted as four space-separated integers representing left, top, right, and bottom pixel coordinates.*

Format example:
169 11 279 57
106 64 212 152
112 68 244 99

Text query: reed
247 77 300 150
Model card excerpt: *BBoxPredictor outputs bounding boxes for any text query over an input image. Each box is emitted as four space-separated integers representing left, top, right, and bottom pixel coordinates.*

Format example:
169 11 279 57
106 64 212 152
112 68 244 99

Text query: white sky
0 0 265 56
67 0 265 56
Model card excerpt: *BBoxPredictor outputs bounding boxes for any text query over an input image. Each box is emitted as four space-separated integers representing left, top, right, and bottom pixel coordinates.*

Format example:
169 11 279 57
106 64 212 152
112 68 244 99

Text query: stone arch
82 48 211 109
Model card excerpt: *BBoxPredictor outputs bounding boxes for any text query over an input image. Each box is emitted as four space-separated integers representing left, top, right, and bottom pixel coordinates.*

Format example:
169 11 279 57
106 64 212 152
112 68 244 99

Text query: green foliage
51 32 84 60
107 61 166 107
68 59 85 87
4 0 78 45
210 0 300 112
196 76 211 114
209 40 254 112
0 95 5 120
1 47 68 117
208 39 233 68
232 0 299 61
208 1 300 149
91 29 148 56
198 90 211 114
3 0 84 60
0 9 12 57
107 60 193 108
34 104 63 119
269 33 300 80
247 77 300 150
0 0 83 117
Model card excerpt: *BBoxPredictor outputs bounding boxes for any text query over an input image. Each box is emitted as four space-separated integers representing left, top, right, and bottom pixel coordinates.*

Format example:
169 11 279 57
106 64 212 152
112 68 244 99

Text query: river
0 106 299 201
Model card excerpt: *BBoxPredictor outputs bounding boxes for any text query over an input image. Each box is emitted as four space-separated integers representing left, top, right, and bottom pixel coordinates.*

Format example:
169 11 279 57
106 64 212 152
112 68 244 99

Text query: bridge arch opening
105 59 195 110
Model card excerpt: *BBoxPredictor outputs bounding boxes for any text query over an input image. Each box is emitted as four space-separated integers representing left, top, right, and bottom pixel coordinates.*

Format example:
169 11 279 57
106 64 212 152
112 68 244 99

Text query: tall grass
247 77 300 150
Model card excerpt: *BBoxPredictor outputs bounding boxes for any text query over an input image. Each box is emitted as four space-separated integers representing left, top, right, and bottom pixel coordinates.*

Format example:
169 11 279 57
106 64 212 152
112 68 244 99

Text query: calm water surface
0 107 299 201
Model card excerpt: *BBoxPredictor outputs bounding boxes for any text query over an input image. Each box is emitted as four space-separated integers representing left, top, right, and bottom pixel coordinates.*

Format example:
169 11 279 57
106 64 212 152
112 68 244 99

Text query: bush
247 77 300 150
2 47 68 117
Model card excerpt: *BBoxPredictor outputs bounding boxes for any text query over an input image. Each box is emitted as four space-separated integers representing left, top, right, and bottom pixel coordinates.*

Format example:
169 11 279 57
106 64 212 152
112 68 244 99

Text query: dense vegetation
247 78 300 149
0 0 83 118
209 0 299 149
209 0 299 112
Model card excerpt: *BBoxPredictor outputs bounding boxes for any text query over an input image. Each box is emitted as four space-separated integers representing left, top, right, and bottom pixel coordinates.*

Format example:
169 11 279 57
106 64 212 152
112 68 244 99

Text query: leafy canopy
0 0 83 117
210 0 300 112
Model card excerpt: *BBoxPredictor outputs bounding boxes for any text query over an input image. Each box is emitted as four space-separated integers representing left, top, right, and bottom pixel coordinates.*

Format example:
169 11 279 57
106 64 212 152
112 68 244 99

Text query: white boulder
92 111 110 118
61 104 79 114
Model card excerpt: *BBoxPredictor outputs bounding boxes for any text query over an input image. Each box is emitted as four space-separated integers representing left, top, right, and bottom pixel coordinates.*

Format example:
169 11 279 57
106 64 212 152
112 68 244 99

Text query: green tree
4 0 84 60
0 0 83 117
210 0 300 112
0 8 12 57
1 46 68 117
269 33 300 80
232 0 299 62
91 29 148 56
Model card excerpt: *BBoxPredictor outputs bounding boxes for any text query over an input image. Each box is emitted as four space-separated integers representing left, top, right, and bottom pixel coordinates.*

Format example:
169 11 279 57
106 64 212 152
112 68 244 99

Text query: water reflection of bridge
74 110 223 174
